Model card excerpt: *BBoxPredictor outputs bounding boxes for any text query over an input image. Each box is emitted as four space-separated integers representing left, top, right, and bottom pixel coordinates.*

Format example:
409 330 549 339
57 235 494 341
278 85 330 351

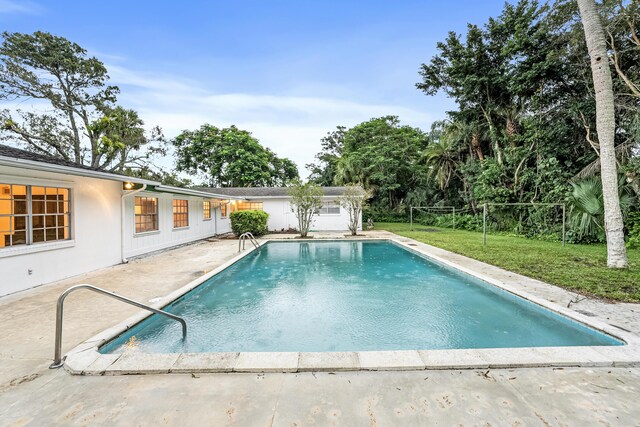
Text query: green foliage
379 222 640 302
363 206 406 223
307 126 344 186
627 211 640 249
413 212 483 232
230 210 269 236
305 0 639 245
310 116 429 212
568 176 634 243
172 124 299 187
0 31 159 172
288 181 324 237
124 167 192 188
338 184 370 235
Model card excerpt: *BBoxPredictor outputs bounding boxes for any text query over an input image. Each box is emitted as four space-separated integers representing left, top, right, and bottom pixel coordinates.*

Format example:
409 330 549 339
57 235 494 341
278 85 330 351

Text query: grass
378 222 640 302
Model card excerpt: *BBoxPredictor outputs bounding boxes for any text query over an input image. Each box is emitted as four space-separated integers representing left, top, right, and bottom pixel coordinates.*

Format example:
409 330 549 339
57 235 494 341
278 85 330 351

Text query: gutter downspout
121 184 147 263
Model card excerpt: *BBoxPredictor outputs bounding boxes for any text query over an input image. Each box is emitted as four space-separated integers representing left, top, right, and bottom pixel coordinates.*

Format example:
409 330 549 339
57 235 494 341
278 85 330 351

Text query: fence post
452 207 456 230
562 203 566 247
483 203 487 246
410 207 413 231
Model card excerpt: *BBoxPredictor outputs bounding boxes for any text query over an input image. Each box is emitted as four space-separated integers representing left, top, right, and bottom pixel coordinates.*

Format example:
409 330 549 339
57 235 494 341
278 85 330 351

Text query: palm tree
577 0 628 268
423 130 463 190
568 176 633 242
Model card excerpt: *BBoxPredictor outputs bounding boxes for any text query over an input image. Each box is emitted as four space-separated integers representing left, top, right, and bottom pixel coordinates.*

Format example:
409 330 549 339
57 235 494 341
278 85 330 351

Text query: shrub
627 211 640 250
230 210 269 236
363 207 406 223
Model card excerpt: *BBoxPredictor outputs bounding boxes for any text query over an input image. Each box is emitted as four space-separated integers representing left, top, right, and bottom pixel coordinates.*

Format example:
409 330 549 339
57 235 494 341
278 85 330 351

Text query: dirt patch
0 373 41 392
414 228 441 233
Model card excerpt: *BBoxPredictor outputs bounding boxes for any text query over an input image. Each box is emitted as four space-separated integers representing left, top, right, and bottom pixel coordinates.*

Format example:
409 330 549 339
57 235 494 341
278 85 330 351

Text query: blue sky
1 0 510 176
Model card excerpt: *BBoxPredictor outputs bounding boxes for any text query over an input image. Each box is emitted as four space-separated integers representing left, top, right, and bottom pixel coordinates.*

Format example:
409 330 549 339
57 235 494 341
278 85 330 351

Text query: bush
363 207 406 223
627 211 640 250
230 210 269 236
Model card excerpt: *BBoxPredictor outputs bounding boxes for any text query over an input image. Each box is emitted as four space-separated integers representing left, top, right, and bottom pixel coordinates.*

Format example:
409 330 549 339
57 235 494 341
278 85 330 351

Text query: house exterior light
123 182 135 190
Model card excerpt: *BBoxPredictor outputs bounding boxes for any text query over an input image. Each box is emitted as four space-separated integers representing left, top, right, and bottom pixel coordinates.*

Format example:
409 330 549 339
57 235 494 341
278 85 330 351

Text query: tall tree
0 31 158 172
306 126 345 186
334 116 427 210
173 124 299 187
577 0 628 268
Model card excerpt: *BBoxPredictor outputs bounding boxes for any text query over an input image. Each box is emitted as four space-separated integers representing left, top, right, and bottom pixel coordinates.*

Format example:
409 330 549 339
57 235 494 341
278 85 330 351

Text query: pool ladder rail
49 284 187 369
238 232 260 252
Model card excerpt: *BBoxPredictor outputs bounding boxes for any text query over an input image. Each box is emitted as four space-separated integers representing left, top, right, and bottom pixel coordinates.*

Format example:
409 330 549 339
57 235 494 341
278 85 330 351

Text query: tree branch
579 112 600 155
608 31 640 98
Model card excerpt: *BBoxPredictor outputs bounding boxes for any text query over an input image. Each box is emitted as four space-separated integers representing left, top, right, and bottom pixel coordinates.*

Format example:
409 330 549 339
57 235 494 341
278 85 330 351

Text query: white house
198 187 363 232
0 144 361 296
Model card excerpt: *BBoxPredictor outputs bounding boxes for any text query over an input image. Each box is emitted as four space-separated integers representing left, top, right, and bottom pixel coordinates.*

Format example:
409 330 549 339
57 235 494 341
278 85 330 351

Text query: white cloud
110 64 436 178
0 0 42 14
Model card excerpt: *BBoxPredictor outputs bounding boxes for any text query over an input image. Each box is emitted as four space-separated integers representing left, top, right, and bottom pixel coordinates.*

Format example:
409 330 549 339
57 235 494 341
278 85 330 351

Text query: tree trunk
471 133 484 160
577 0 628 268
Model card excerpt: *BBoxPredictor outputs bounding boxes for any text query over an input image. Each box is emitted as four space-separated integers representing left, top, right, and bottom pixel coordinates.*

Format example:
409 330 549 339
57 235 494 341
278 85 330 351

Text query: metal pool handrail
49 284 187 369
238 232 260 252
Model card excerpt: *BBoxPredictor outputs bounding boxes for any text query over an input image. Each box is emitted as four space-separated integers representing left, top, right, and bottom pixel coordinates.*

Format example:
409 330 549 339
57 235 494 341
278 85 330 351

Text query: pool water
101 241 622 354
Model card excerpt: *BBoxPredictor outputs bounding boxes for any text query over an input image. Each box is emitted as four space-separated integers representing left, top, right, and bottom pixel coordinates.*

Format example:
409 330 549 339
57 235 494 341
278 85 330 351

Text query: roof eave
0 156 159 186
155 185 247 200
243 195 341 199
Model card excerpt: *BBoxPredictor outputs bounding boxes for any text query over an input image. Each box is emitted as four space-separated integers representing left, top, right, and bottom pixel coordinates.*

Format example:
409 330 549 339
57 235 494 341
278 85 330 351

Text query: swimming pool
100 240 622 354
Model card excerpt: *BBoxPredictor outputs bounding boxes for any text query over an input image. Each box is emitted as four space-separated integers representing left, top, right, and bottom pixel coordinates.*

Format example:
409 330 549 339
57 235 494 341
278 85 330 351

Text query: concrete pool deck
64 234 640 375
1 231 640 425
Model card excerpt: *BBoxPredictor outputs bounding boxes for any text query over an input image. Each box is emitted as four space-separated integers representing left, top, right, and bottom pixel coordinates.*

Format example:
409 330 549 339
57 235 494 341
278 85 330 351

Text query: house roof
0 144 158 185
152 185 246 200
0 144 355 201
195 186 363 199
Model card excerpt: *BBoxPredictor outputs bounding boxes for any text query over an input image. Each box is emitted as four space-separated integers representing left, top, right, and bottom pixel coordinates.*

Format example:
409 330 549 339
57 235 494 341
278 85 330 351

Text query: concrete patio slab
104 352 180 375
1 233 639 424
359 350 425 371
420 349 490 369
84 353 120 376
234 352 299 373
298 352 360 371
171 352 239 373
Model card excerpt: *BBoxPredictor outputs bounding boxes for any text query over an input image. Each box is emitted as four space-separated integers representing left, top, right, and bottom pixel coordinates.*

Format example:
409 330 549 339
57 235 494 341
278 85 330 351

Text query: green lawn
378 222 640 302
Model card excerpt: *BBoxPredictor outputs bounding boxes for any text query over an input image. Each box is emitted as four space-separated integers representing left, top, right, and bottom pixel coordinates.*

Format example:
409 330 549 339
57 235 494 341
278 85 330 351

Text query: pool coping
62 236 640 375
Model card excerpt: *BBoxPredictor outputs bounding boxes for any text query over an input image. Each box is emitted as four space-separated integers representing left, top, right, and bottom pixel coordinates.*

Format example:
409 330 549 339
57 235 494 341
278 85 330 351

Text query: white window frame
316 200 341 215
0 179 73 257
203 200 212 221
134 196 159 235
172 199 189 229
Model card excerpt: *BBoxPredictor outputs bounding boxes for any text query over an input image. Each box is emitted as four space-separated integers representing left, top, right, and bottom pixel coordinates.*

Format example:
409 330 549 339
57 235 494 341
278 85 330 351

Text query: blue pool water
100 241 622 354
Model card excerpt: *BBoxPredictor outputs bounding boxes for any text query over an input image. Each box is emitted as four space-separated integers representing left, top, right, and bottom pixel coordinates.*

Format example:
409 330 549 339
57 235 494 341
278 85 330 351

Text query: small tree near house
339 185 370 235
288 181 323 237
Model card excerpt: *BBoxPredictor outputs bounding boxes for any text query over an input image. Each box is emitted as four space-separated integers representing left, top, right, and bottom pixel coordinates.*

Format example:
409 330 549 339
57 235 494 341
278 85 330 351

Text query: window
173 199 189 228
211 199 229 218
236 201 263 211
203 201 211 220
134 197 158 233
316 201 341 215
0 183 71 248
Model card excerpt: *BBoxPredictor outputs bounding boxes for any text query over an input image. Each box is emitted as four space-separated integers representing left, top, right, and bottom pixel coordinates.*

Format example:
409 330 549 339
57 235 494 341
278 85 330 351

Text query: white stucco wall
258 197 361 232
215 208 232 235
123 191 221 258
0 165 122 296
